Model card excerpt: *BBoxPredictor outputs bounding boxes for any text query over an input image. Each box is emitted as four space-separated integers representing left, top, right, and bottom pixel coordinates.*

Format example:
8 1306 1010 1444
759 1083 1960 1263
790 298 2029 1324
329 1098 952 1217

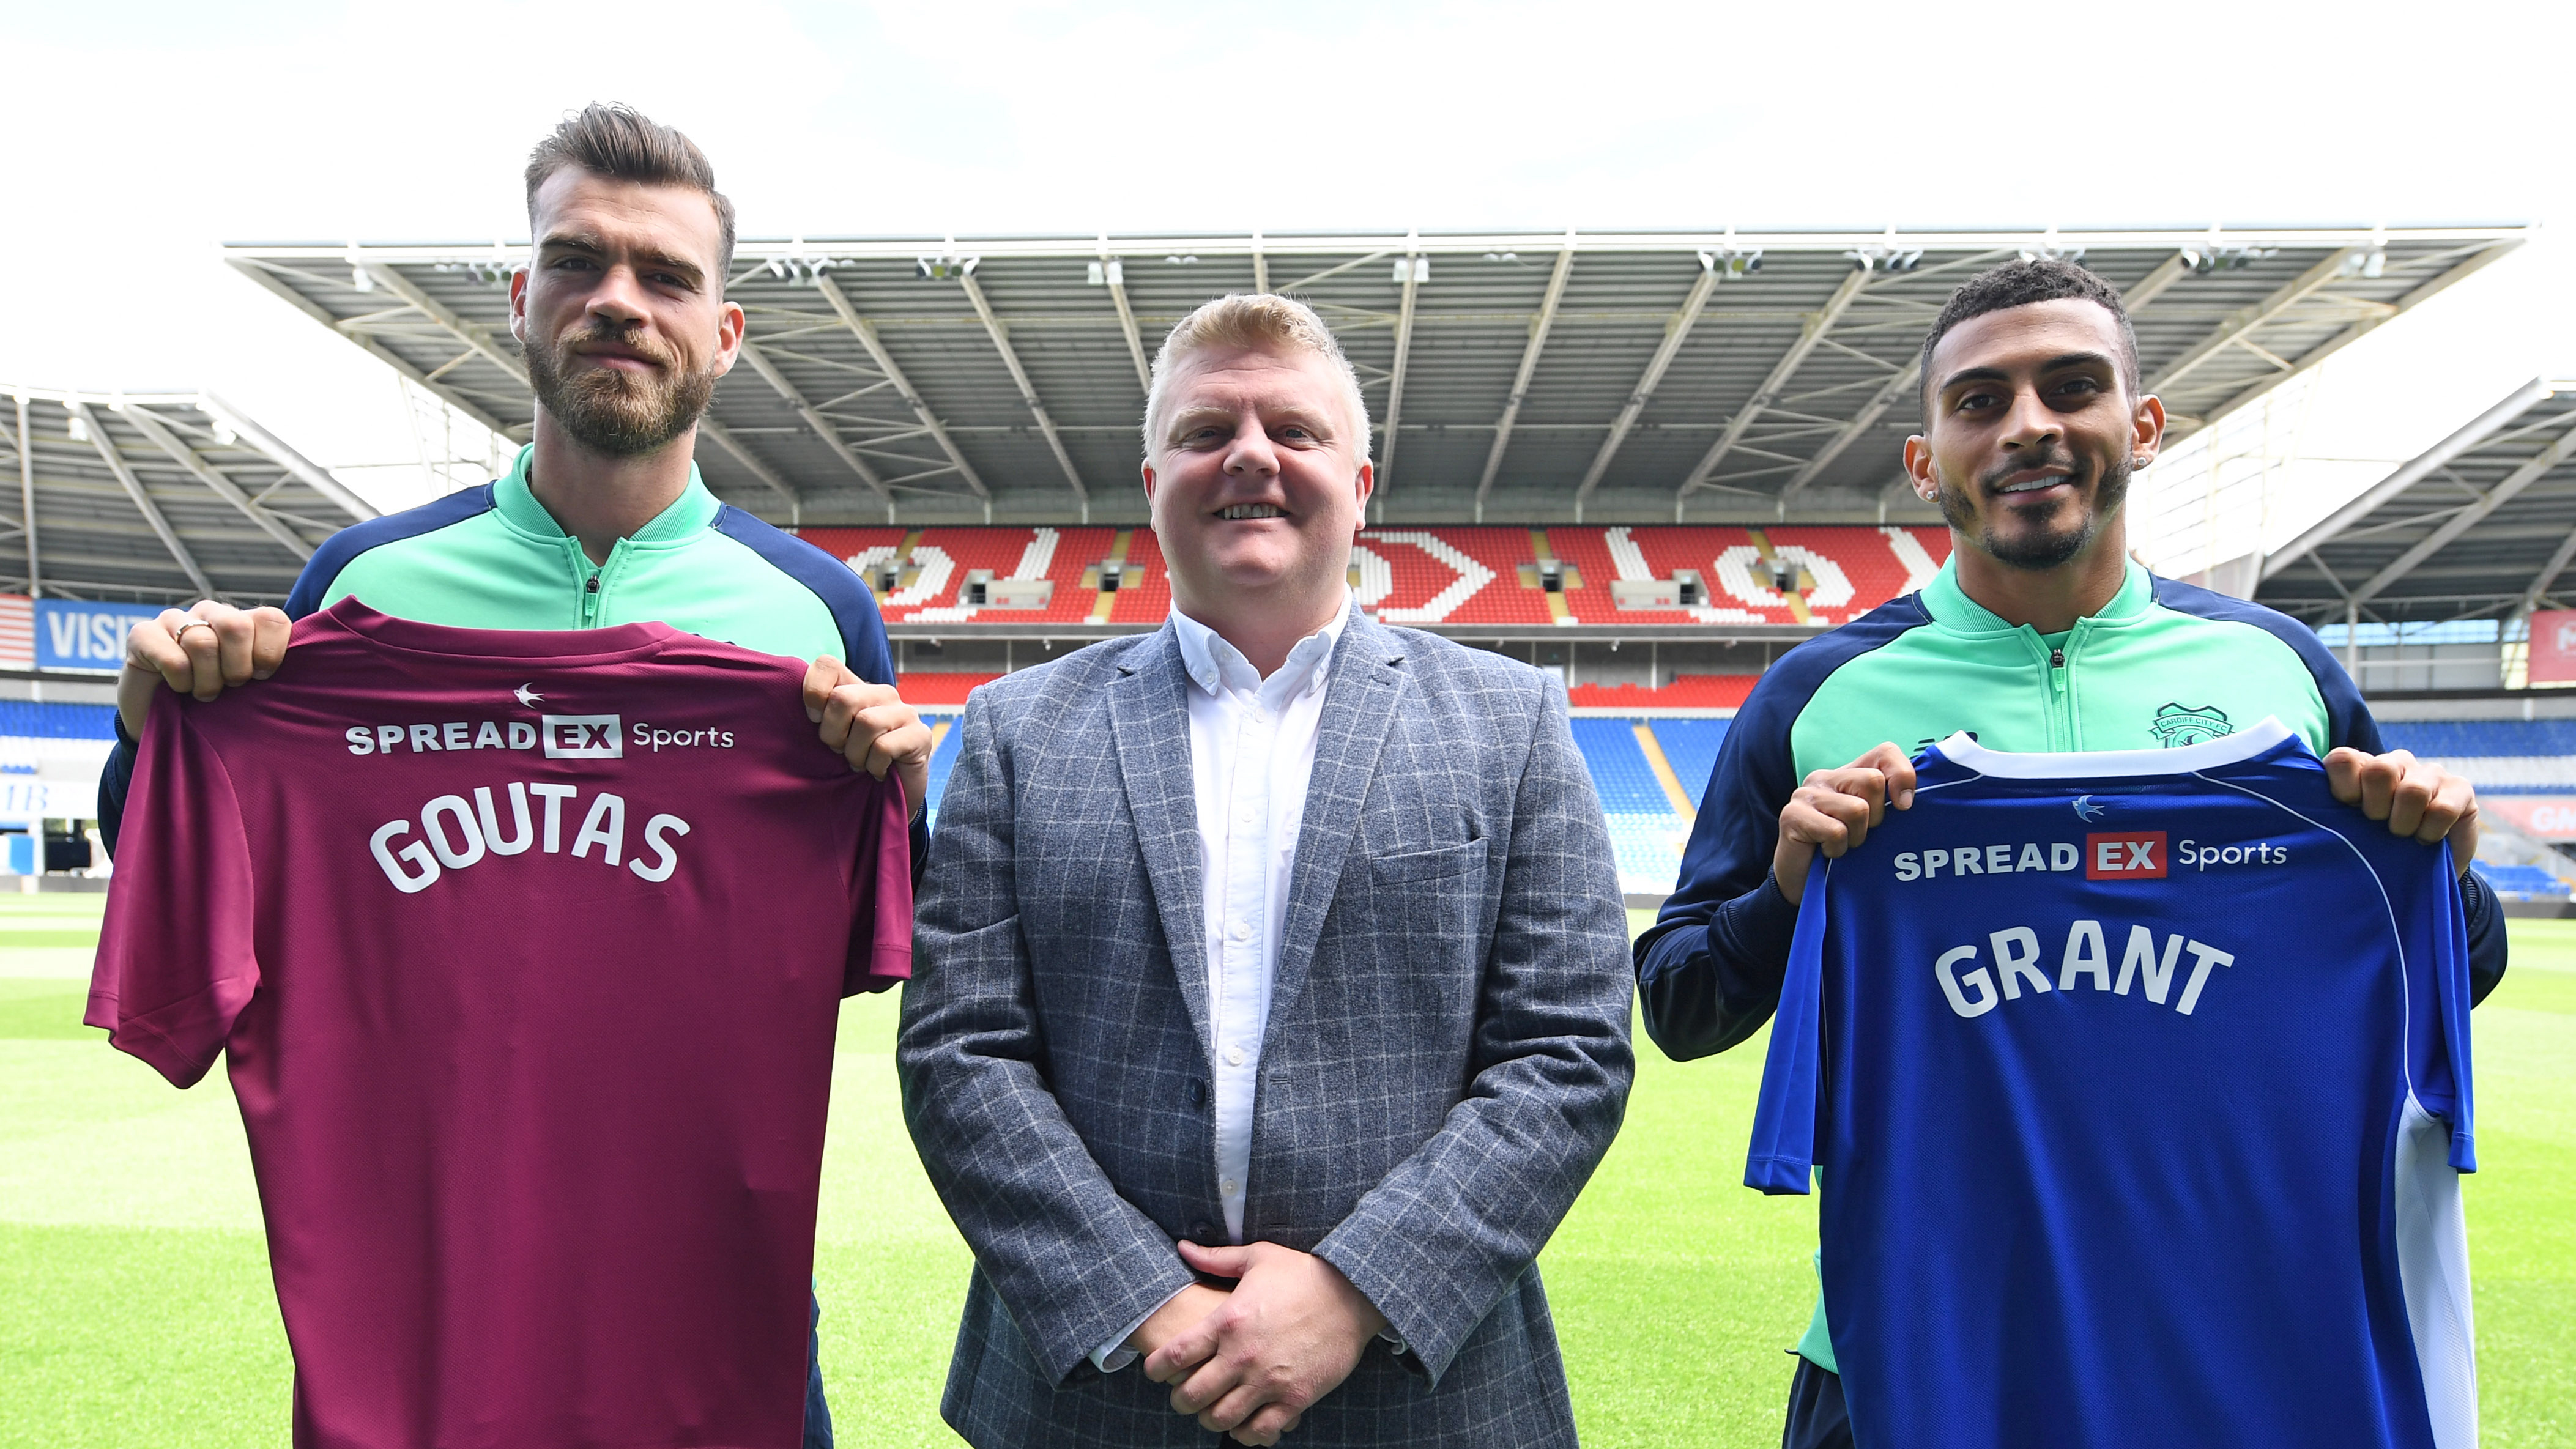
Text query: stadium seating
2378 719 2576 793
1567 676 1757 711
896 674 1001 708
922 713 968 830
1565 719 1696 896
2470 862 2572 899
0 702 116 738
789 525 1955 633
1355 527 1551 626
1649 719 1732 810
1108 527 1173 625
796 525 1118 625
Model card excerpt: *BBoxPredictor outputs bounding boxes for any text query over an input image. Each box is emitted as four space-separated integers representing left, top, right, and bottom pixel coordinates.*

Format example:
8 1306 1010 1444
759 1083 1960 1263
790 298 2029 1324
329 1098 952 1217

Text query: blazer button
1188 1078 1208 1107
1190 1221 1216 1241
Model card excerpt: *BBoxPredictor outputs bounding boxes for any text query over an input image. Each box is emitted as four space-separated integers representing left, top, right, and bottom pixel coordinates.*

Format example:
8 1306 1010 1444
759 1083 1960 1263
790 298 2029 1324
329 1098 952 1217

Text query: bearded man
1634 257 2507 1448
98 104 930 1449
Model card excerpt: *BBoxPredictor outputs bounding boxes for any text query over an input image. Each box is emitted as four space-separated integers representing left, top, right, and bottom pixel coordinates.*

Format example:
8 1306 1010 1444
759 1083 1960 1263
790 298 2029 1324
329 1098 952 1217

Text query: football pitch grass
2 897 2569 1447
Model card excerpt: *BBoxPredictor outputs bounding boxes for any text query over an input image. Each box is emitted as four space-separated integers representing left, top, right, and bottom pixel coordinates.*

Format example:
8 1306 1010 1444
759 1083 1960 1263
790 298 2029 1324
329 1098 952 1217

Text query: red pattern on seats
1110 528 1173 624
894 673 1003 706
1628 527 1787 623
1567 674 1759 710
795 526 1116 623
798 526 1950 628
1354 527 1548 624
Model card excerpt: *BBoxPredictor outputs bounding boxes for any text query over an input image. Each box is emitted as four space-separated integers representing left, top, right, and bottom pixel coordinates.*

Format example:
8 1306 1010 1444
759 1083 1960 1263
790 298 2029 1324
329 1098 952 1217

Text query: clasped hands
1132 1240 1388 1447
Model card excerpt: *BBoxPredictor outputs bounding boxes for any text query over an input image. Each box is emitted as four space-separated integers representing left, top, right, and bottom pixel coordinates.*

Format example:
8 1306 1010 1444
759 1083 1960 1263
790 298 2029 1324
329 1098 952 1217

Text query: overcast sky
5 0 2570 493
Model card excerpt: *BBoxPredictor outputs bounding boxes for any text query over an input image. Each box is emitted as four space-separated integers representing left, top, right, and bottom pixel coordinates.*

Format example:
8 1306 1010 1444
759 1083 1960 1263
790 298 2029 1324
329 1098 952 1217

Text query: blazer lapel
1110 624 1213 1054
1267 615 1406 1027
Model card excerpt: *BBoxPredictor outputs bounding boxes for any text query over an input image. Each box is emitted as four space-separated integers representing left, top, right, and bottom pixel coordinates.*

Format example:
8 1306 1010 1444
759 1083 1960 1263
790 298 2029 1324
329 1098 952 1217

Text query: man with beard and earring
1631 258 2508 1449
95 103 928 1449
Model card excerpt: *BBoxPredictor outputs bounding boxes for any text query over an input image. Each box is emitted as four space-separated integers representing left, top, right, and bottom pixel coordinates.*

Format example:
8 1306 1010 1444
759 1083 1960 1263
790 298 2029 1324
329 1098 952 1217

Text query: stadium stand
1649 719 1732 811
1355 527 1551 626
2470 862 2573 900
922 714 967 831
0 702 117 739
1108 527 1174 626
1566 676 1756 711
796 525 1120 625
793 524 1955 632
2375 719 2576 795
1565 719 1696 897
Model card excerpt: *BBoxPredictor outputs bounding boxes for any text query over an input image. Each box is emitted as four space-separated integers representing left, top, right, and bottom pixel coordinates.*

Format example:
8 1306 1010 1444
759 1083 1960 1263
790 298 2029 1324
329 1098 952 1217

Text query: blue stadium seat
2470 862 2572 899
922 711 967 827
1569 719 1679 815
0 701 119 739
2377 719 2576 758
1649 719 1731 810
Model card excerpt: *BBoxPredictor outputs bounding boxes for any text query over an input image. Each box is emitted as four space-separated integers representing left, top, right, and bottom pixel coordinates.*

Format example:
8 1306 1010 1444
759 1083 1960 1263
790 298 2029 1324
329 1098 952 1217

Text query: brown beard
524 321 716 458
1938 447 2132 571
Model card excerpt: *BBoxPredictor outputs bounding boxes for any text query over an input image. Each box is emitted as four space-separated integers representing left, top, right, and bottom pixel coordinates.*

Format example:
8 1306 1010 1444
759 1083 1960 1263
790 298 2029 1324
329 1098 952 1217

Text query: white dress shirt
1093 594 1349 1371
1173 594 1347 1243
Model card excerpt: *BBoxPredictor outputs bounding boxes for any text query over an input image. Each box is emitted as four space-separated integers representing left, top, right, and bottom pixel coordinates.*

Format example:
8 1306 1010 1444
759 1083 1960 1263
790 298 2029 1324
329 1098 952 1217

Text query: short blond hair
1142 293 1372 465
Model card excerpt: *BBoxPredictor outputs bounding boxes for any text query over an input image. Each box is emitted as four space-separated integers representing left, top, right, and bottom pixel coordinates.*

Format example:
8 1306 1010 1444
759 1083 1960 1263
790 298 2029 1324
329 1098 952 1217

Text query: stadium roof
0 388 375 606
227 224 2528 529
2260 376 2576 629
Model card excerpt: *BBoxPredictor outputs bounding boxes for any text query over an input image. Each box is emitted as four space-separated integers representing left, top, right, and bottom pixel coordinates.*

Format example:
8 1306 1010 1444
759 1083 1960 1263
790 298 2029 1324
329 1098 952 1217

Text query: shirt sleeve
85 703 261 1089
844 774 914 996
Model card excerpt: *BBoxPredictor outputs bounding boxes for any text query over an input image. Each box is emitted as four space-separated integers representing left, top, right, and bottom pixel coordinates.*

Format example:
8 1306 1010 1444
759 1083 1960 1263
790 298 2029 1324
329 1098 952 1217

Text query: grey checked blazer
897 612 1634 1448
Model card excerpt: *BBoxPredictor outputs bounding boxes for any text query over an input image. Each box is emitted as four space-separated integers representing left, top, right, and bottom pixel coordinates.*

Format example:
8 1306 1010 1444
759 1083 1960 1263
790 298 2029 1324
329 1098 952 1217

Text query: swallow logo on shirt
513 684 544 708
2072 795 2107 821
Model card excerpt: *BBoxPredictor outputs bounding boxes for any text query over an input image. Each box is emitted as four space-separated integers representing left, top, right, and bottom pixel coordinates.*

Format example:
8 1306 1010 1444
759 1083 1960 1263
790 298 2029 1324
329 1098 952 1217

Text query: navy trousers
804 1291 833 1448
1780 1355 1850 1449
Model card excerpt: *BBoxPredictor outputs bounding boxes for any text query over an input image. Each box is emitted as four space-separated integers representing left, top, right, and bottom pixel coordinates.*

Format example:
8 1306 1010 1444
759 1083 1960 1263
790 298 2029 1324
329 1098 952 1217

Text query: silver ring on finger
171 619 216 645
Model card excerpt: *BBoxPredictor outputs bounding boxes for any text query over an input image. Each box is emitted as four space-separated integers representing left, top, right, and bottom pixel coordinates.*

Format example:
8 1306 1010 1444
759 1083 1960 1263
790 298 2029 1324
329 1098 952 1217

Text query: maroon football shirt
89 599 910 1449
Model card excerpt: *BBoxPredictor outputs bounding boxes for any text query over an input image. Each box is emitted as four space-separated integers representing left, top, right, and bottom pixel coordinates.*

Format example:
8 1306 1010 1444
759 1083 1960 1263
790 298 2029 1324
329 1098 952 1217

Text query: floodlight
1086 261 1104 286
65 409 89 443
351 266 373 293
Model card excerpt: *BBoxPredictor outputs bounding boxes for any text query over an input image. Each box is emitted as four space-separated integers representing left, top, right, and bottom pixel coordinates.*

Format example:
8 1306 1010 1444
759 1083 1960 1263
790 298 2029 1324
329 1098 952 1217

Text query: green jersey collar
1920 554 2152 636
492 443 722 546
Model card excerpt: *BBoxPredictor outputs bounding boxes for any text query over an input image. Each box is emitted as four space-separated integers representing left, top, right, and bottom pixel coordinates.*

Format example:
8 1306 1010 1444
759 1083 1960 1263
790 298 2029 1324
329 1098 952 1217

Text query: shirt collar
491 443 723 546
1920 554 2152 635
1171 591 1352 705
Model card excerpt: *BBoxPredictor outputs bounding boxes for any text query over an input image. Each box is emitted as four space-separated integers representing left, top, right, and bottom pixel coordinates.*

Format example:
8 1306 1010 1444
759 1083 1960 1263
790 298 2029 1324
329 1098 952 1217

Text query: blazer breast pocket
1366 838 1490 888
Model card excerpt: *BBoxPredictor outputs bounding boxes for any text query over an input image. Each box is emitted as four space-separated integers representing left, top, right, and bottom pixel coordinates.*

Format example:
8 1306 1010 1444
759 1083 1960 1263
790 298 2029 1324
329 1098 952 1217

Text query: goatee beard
1937 451 2132 572
525 324 716 459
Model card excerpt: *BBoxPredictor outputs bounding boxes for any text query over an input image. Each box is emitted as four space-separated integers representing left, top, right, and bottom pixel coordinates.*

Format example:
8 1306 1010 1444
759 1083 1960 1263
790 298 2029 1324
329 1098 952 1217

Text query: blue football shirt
1745 717 2476 1449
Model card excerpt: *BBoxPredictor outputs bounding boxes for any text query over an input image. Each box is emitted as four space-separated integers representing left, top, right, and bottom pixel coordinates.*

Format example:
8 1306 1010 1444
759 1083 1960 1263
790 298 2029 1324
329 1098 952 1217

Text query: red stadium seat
1353 527 1547 625
896 673 1003 707
1566 675 1759 710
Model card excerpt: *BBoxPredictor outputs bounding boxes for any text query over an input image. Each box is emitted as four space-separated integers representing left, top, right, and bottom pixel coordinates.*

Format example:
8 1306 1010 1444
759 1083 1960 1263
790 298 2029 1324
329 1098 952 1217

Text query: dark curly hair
1918 258 2137 426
